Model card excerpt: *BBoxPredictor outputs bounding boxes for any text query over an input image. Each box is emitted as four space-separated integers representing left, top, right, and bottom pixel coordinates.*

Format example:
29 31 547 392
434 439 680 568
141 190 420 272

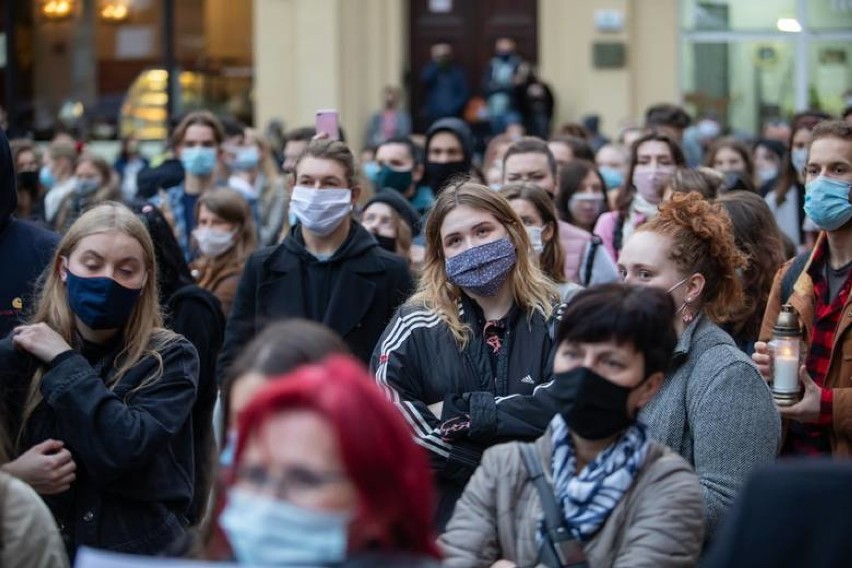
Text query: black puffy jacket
371 295 577 528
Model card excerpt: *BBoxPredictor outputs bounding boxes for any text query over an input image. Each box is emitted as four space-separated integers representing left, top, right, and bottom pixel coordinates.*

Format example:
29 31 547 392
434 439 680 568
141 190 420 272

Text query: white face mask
193 227 236 258
525 225 544 254
289 185 353 237
756 166 779 184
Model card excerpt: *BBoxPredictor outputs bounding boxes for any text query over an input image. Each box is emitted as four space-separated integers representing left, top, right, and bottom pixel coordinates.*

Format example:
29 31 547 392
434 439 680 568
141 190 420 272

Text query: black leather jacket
0 333 199 556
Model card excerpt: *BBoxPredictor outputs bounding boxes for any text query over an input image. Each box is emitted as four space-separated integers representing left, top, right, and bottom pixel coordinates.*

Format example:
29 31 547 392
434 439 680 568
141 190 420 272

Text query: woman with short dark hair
441 284 705 567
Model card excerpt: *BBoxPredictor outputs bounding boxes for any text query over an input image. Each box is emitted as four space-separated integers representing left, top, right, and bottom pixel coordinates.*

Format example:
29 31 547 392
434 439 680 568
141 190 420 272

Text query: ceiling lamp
100 0 130 23
41 0 75 21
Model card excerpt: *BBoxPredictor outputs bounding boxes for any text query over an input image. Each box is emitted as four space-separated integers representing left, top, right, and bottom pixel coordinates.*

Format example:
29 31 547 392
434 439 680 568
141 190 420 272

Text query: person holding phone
218 138 413 375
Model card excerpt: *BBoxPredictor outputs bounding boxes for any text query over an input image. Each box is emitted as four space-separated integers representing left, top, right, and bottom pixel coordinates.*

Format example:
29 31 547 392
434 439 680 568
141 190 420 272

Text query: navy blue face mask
65 270 143 330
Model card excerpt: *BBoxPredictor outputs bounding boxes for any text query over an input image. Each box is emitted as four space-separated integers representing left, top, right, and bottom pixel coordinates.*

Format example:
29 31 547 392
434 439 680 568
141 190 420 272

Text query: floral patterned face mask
445 236 517 297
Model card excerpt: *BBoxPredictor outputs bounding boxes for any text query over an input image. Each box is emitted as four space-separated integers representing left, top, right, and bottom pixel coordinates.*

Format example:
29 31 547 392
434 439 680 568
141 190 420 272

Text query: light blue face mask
362 161 381 184
791 148 808 174
181 146 218 176
39 165 55 189
598 166 624 190
219 430 236 469
76 178 101 196
804 176 852 231
219 487 351 566
232 146 261 172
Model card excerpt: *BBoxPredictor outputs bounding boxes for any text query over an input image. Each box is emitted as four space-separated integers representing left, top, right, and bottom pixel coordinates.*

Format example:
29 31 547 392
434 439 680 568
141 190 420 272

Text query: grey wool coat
639 314 781 536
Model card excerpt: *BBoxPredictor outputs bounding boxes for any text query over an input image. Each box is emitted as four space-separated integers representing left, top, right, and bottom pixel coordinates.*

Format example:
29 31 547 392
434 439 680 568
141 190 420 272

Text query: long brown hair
616 131 686 215
409 181 558 346
55 153 122 232
19 202 177 446
704 136 755 180
499 183 566 284
554 159 609 226
773 111 830 205
717 191 785 341
243 128 286 200
639 192 747 324
195 188 257 263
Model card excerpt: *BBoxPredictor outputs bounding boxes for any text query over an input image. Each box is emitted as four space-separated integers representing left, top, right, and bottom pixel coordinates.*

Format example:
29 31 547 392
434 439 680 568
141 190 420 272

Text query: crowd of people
0 44 851 566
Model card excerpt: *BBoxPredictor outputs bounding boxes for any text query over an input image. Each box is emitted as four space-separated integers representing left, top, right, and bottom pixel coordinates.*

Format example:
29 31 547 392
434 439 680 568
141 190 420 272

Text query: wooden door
407 0 538 132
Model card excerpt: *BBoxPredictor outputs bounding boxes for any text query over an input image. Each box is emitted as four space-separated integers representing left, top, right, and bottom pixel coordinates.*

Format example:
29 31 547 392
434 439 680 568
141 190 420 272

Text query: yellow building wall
254 0 406 148
254 0 679 143
540 0 679 137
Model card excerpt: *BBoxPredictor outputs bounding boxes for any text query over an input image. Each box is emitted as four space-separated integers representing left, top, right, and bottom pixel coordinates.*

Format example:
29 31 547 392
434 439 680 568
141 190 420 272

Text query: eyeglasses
235 464 348 500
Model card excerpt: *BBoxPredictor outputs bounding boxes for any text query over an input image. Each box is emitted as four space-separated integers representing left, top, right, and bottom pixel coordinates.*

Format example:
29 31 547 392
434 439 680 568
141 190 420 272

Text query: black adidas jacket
371 294 578 528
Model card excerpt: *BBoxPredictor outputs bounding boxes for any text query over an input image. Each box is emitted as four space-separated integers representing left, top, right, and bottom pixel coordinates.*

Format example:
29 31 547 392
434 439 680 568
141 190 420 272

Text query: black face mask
17 170 39 192
561 367 635 440
374 234 397 253
424 160 469 195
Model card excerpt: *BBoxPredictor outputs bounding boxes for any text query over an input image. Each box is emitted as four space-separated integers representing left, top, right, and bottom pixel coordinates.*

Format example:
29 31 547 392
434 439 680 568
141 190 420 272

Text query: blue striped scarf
548 414 649 541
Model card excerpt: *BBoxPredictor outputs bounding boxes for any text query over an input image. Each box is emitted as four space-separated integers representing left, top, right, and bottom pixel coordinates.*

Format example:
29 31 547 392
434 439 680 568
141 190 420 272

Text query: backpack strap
519 443 588 568
781 251 810 304
612 213 626 256
583 236 602 287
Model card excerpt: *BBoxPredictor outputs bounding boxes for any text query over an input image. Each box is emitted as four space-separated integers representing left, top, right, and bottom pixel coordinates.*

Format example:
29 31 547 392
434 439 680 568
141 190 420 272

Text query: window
680 0 852 132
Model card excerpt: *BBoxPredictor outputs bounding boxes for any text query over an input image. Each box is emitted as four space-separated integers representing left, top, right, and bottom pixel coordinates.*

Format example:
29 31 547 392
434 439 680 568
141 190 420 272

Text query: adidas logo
520 375 535 385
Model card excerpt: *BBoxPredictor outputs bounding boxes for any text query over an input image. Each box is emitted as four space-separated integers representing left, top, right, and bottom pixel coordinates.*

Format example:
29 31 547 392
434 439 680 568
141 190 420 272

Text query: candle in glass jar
773 345 800 393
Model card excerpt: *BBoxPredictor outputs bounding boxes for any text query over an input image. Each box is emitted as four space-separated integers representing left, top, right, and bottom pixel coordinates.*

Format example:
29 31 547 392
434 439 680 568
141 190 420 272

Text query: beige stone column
253 0 405 150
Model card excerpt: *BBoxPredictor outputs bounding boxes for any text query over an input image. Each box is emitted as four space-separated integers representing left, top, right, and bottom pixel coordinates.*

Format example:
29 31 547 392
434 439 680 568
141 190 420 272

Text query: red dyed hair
218 355 439 559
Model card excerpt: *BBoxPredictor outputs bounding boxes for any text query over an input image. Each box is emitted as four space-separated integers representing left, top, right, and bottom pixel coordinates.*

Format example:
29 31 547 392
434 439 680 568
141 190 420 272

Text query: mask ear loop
667 276 696 325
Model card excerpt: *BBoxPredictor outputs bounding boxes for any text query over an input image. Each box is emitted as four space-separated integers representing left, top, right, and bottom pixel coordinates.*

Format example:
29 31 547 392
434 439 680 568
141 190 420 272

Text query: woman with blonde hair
54 153 122 233
0 202 199 556
190 188 257 315
228 128 288 245
372 181 574 529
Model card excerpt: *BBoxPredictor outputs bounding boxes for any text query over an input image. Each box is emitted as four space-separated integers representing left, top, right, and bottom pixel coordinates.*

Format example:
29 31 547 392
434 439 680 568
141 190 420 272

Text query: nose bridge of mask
292 185 352 206
571 193 604 203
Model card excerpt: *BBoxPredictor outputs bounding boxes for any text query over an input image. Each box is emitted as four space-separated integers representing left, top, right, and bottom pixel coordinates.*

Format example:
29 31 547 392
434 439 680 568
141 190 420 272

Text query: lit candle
773 348 799 394
771 305 802 406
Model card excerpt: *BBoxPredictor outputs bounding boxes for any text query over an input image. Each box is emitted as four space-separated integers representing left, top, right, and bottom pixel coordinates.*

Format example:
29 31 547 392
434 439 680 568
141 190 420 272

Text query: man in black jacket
218 139 413 378
0 128 59 339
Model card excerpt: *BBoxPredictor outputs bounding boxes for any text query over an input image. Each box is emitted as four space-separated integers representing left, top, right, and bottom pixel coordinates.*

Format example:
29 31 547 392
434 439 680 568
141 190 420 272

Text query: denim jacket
0 332 199 556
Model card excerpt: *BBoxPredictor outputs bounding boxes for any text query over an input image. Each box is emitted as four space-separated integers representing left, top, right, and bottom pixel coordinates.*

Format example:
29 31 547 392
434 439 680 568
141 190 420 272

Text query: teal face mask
375 164 414 193
219 487 350 566
804 176 852 231
180 146 218 176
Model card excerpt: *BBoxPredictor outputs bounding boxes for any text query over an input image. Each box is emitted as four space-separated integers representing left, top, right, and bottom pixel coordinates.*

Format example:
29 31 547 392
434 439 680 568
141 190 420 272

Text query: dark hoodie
0 129 60 339
218 221 413 374
424 118 475 196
